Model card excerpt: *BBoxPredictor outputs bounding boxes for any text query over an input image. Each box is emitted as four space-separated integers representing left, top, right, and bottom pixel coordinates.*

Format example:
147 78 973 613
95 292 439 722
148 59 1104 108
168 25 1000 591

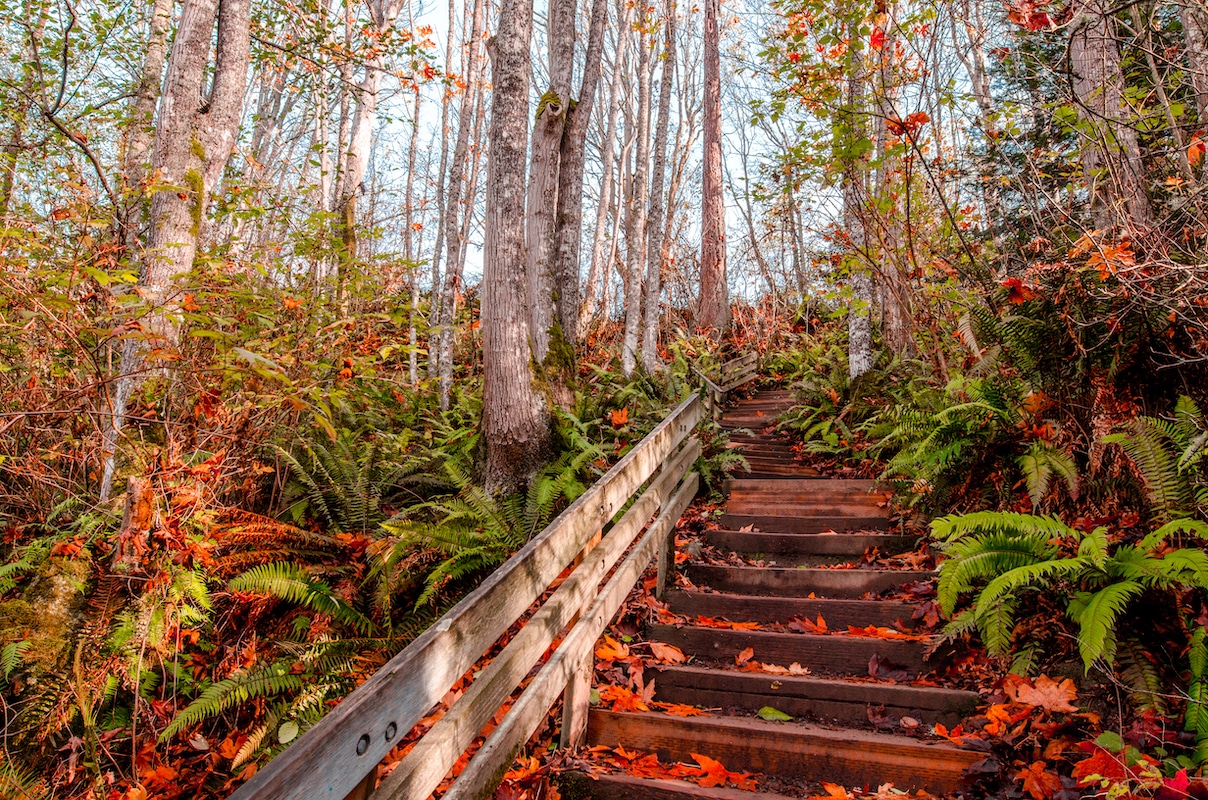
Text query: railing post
559 650 593 748
343 766 378 800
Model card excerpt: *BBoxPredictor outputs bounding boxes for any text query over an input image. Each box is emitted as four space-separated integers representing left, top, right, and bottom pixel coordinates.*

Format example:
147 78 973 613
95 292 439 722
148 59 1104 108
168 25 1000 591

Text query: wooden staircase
576 390 984 798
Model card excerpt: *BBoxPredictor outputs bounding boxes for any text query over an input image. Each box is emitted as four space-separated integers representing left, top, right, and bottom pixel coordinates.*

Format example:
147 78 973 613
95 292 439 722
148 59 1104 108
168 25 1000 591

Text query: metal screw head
384 722 398 742
356 734 370 755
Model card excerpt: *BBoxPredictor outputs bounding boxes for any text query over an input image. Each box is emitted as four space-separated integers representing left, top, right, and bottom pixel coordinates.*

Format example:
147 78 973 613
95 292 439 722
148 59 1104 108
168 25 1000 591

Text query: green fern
936 510 1208 678
228 564 374 635
160 663 305 740
1104 396 1208 522
1018 441 1079 508
1 641 29 681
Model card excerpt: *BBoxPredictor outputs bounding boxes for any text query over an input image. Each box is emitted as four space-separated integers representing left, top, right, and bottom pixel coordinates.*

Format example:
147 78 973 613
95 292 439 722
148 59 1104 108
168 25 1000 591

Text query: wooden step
717 514 891 533
724 501 890 518
558 772 802 800
726 478 886 497
703 530 917 559
646 623 929 676
684 564 931 598
655 665 980 727
586 710 983 795
667 590 922 629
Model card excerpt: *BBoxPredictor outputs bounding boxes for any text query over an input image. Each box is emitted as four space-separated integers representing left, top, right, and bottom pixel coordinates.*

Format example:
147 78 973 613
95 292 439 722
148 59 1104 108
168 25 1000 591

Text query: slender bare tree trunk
438 0 486 410
101 0 250 500
119 0 173 248
525 0 576 364
405 77 423 387
580 7 634 332
1183 1 1208 123
551 0 610 344
481 0 551 493
696 0 727 333
1069 0 1152 229
622 25 652 375
641 0 675 373
844 40 873 381
428 0 458 378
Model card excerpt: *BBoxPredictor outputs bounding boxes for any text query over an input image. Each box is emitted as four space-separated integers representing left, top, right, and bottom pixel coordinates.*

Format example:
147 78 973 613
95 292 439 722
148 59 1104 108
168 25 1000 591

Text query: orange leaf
595 635 630 662
610 407 630 427
1189 133 1205 167
870 25 885 49
805 783 852 799
1017 761 1062 800
735 646 754 666
687 753 759 790
653 701 710 716
1072 747 1128 785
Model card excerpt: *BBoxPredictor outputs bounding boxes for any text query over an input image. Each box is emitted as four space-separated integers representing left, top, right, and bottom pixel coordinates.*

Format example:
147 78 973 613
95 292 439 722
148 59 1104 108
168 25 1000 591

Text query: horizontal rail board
442 473 701 800
375 440 701 800
229 394 702 800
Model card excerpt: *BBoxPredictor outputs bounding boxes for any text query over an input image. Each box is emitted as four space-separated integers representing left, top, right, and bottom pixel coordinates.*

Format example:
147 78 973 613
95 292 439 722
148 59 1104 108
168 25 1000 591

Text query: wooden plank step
717 514 891 533
646 623 929 675
703 530 917 558
724 501 890 518
685 564 932 598
655 665 980 726
666 590 921 629
586 710 983 794
558 772 802 800
726 480 886 497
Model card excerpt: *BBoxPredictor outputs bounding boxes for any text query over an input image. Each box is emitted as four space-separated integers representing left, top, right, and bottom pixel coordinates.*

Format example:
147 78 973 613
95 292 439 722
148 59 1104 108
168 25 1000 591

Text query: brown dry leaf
1007 675 1078 713
735 646 755 666
649 642 686 664
788 662 810 675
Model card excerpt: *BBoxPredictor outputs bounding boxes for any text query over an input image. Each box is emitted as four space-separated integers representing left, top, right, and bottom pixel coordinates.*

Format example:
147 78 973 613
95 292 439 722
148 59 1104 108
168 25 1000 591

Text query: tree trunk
480 0 551 494
580 6 634 333
525 0 577 364
119 0 173 249
844 41 873 381
622 25 652 375
641 0 675 373
428 0 458 379
1069 0 1152 229
101 0 250 501
1183 1 1208 123
551 0 611 345
438 0 486 411
696 0 727 333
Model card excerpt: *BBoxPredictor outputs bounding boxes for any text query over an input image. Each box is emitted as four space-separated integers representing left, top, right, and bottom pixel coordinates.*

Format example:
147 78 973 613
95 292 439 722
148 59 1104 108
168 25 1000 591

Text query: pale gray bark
550 0 610 343
119 0 173 248
622 25 652 375
1069 0 1153 229
427 0 458 379
101 0 250 500
1183 1 1208 122
844 41 873 381
481 0 551 493
580 6 633 332
438 0 486 411
696 0 727 332
640 0 675 373
525 0 576 363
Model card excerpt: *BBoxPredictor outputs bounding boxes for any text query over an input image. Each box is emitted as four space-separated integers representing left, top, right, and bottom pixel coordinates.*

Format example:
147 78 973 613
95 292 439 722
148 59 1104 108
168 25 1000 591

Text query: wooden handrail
229 393 704 800
692 352 759 421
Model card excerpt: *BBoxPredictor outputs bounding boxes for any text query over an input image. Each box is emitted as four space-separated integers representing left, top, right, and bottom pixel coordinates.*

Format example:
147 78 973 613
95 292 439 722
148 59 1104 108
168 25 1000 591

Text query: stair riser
646 624 928 676
704 531 917 558
718 514 891 533
686 565 929 598
667 591 921 629
586 711 983 795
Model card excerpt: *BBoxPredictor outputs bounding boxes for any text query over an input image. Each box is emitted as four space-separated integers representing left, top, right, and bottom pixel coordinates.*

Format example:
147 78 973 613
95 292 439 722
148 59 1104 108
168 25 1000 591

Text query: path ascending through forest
569 390 985 797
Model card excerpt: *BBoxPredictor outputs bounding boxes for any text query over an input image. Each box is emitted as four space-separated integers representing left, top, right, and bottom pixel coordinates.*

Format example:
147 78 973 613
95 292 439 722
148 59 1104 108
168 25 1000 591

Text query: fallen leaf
736 646 754 666
1017 761 1062 800
757 706 793 721
1006 675 1078 714
686 753 758 790
648 642 686 664
595 635 630 662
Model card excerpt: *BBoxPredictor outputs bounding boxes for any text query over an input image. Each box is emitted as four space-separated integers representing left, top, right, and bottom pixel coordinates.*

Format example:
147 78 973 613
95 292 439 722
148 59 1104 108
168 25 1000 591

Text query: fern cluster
934 510 1208 695
1104 396 1208 523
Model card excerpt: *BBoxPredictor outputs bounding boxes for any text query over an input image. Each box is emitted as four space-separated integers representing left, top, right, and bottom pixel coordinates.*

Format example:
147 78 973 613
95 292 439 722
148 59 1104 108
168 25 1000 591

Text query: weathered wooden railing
692 351 760 420
229 393 703 800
